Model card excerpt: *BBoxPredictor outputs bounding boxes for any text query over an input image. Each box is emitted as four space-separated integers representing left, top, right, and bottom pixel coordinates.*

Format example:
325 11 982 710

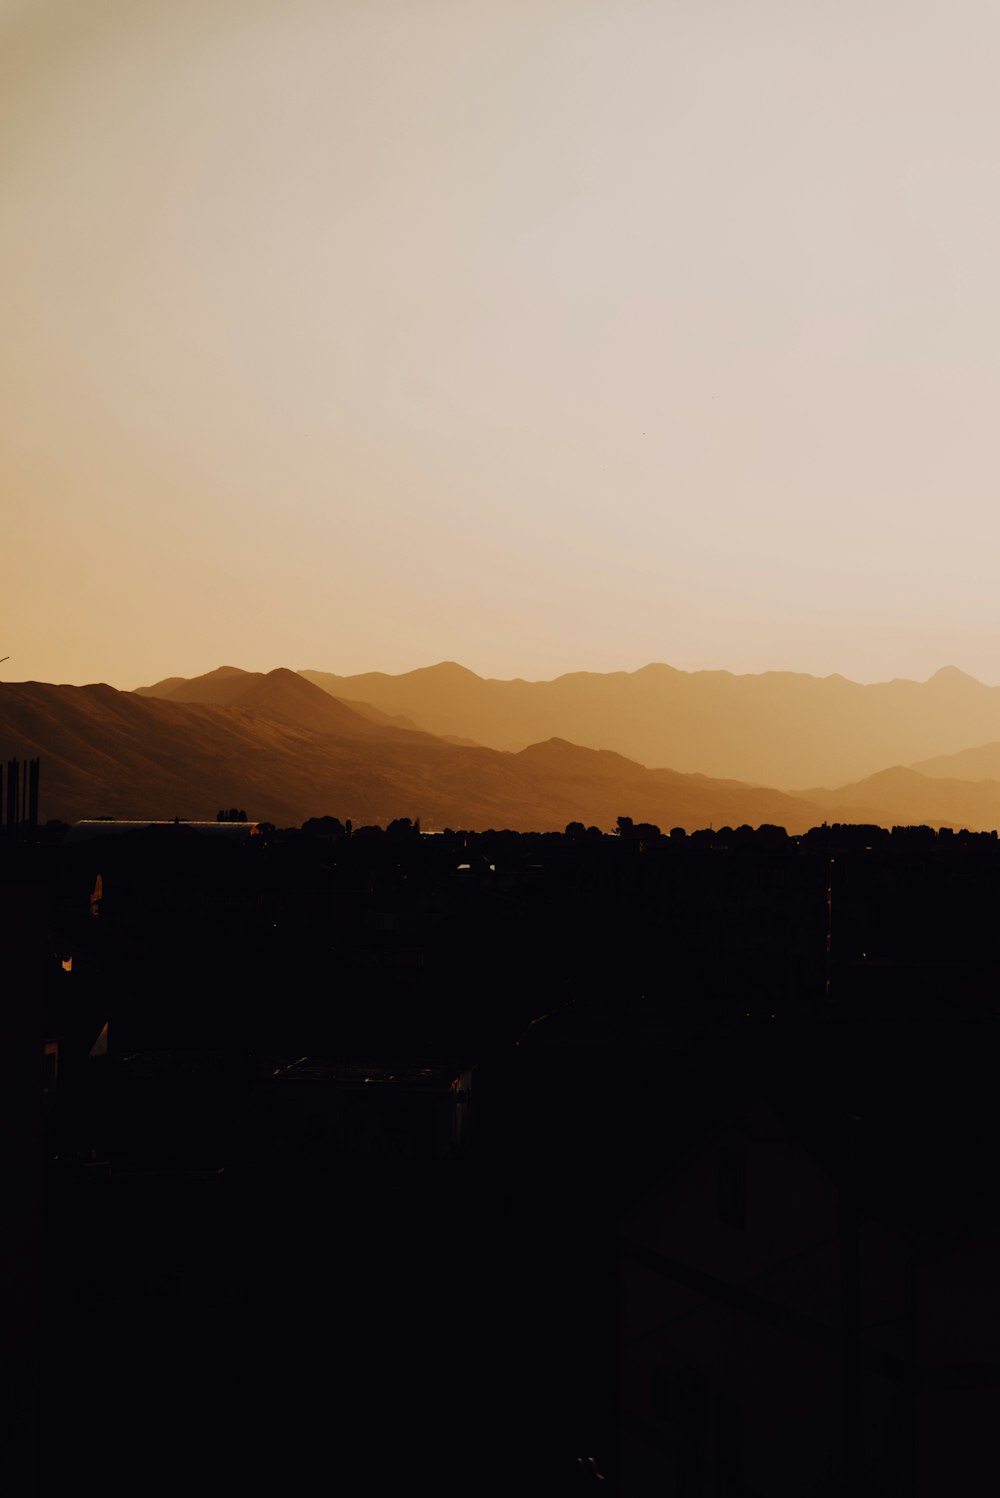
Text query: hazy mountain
910 742 1000 782
134 674 188 697
300 662 1000 788
2 675 828 832
336 699 425 734
136 666 353 731
797 765 1000 831
135 668 431 737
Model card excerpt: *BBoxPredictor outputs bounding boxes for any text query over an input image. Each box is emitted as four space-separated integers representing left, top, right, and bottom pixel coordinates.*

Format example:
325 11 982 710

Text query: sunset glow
4 1 1000 687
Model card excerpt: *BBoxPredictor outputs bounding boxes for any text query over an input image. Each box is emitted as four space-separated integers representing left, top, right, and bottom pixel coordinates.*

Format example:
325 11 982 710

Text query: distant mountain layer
299 662 1000 788
796 766 1000 831
135 665 383 736
911 741 1000 781
3 670 828 832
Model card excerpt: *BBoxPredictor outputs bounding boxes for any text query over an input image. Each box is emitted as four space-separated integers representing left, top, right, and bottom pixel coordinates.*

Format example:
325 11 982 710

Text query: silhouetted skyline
24 810 1000 1492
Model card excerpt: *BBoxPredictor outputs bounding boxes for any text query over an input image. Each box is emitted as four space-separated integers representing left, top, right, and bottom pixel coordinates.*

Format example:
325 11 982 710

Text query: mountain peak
424 661 480 678
262 667 304 684
927 666 982 687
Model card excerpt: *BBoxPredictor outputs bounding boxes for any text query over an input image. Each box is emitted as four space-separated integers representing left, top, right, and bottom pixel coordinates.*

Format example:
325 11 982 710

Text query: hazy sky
4 0 1000 688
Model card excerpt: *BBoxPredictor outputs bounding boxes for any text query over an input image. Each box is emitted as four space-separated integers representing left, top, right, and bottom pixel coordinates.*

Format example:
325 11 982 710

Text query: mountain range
0 669 822 832
6 660 1000 832
301 662 1000 789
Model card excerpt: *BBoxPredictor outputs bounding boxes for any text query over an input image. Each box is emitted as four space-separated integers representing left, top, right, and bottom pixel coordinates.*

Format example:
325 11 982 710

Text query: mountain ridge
0 675 829 833
298 661 1000 787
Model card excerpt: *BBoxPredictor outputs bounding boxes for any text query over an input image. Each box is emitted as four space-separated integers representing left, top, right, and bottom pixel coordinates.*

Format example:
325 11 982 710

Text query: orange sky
4 0 1000 690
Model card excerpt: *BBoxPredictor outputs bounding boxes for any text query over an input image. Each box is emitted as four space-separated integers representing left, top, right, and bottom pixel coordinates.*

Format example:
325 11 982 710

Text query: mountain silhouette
796 765 1000 830
17 661 1000 831
136 666 384 736
300 661 1000 787
910 741 1000 781
2 675 829 831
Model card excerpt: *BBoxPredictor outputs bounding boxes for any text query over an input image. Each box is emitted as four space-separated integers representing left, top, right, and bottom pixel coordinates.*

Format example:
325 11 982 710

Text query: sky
4 0 1000 690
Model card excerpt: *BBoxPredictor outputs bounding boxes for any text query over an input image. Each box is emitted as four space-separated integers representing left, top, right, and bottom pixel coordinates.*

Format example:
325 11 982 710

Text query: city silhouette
5 662 1000 1493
